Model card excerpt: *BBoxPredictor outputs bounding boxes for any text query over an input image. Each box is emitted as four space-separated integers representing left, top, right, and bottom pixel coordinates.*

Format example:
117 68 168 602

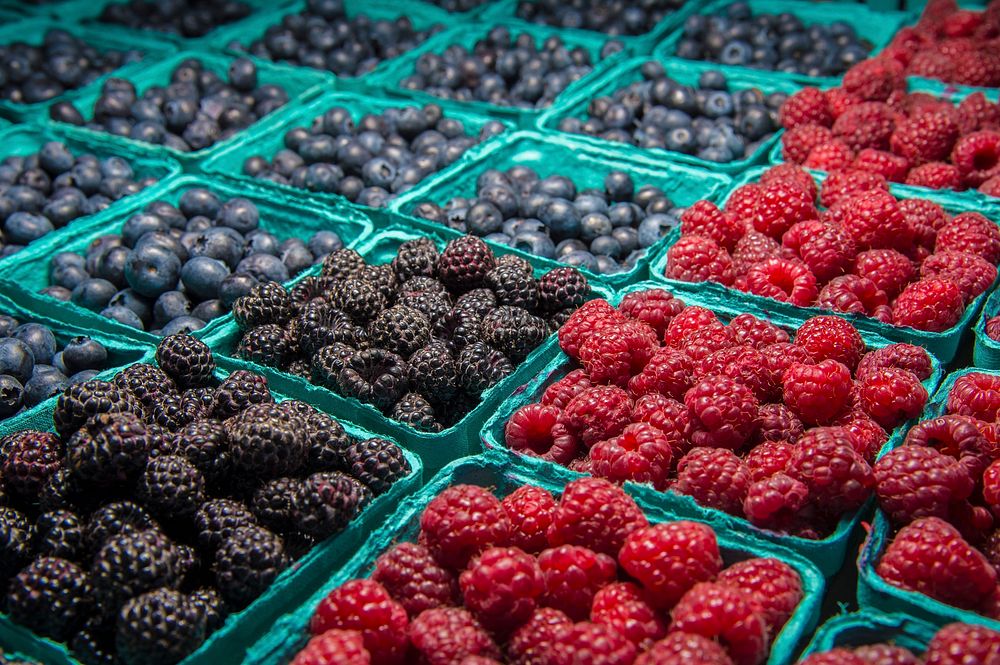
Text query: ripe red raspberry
591 581 667 650
984 460 1000 519
892 278 965 332
838 413 890 462
906 162 962 190
904 415 992 479
877 516 997 610
900 198 951 235
759 342 814 382
558 300 625 361
953 131 1000 187
547 476 648 557
755 405 804 448
703 346 774 402
781 219 826 257
852 149 910 182
873 445 974 526
924 623 1000 664
794 315 867 371
536 545 616 621
505 404 579 465
664 306 726 348
952 50 1000 87
800 650 867 665
630 394 690 454
857 368 929 429
670 582 769 665
947 372 1000 421
725 182 762 222
782 360 852 425
744 258 819 307
752 180 819 239
957 92 1000 134
619 521 722 610
907 50 955 80
627 348 693 401
409 608 501 665
820 168 890 208
591 422 674 490
817 275 892 322
746 441 795 482
617 289 686 338
854 249 916 300
982 175 1000 198
579 321 660 387
891 111 960 165
542 369 592 410
292 629 371 665
637 632 735 665
728 313 790 349
502 485 557 554
922 251 998 303
717 557 803 636
840 190 913 252
310 580 408 665
681 201 743 252
372 543 457 619
561 386 632 449
507 608 570 665
666 235 735 286
936 212 1000 264
843 59 905 102
459 546 544 635
743 472 810 531
760 163 819 200
786 427 875 516
805 140 856 172
832 102 896 152
544 621 637 665
779 87 832 130
673 447 750 517
684 375 760 450
732 232 781 278
857 343 933 382
826 87 863 118
791 223 857 283
854 644 921 665
678 325 737 363
420 485 511 570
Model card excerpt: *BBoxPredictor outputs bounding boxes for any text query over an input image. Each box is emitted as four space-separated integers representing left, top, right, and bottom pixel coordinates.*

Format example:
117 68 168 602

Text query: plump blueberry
484 233 513 246
555 238 588 258
161 316 206 336
153 291 192 326
0 338 34 383
179 256 231 301
67 369 99 385
236 253 289 284
4 212 54 245
590 235 622 258
217 198 260 234
219 273 257 307
594 255 621 274
307 231 342 258
23 369 69 408
134 231 188 264
108 289 152 325
465 202 505 235
228 57 258 91
124 243 182 298
511 231 555 259
13 324 56 366
179 188 223 219
40 286 72 301
580 213 613 241
637 213 677 247
191 299 226 322
101 305 144 329
612 226 639 255
561 250 598 271
280 241 314 275
121 213 169 248
71 278 118 311
0 316 18 337
244 230 279 257
604 171 634 202
0 375 23 417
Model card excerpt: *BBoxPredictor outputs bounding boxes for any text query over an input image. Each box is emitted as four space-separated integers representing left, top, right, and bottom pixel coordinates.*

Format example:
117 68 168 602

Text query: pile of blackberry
232 238 590 432
0 334 409 665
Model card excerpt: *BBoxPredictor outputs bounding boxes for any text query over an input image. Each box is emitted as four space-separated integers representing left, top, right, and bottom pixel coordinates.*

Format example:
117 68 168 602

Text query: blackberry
232 282 293 329
454 288 498 316
485 264 540 310
329 277 386 323
320 248 366 281
297 302 364 355
195 499 257 553
71 620 118 665
481 306 549 362
367 305 431 358
227 403 306 479
399 276 450 299
86 501 158 554
91 529 182 614
433 308 483 350
39 468 86 513
0 507 34 578
391 237 439 280
538 267 589 313
175 543 199 585
138 455 206 518
213 525 288 608
291 471 361 539
279 401 351 471
285 359 311 378
251 477 302 533
34 510 86 561
290 275 334 309
1 430 62 497
391 392 442 433
343 475 373 514
211 370 273 419
115 588 206 665
170 420 229 484
236 324 291 367
7 557 92 640
408 341 458 401
456 342 514 395
311 342 357 389
150 391 210 431
189 587 227 633
549 307 575 332
398 290 452 323
336 348 409 412
362 264 398 304
437 235 496 293
66 412 151 487
114 364 177 412
496 253 534 275
53 380 141 439
184 387 217 413
155 335 216 389
344 438 411 494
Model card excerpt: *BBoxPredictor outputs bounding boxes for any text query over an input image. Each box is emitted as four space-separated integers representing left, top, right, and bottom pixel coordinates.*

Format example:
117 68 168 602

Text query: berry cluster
291 477 804 665
412 166 682 274
506 290 933 539
873 371 1000 618
41 187 343 336
779 63 1000 197
0 142 154 257
801 623 1000 665
233 239 589 432
50 58 288 153
516 0 685 36
665 163 999 332
556 62 784 164
0 334 409 665
242 103 504 208
97 0 252 37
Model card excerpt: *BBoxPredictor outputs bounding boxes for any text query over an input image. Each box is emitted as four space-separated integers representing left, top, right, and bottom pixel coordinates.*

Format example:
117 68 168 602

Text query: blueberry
23 370 69 408
161 316 206 336
190 227 244 269
580 213 613 241
0 338 34 383
191 299 226 322
101 305 143 329
702 91 734 118
72 278 118 311
217 198 259 234
179 188 222 219
108 289 152 324
280 241 313 275
121 213 169 248
180 256 231 301
219 273 257 307
38 142 75 175
539 198 581 241
67 370 99 385
511 231 556 259
465 201 504 236
573 194 608 216
4 212 54 245
40 286 72 301
13 324 56 366
307 231 342 258
0 375 23 417
698 70 728 90
0 316 18 337
228 58 258 92
134 231 188 264
594 255 621 274
153 290 193 326
637 213 677 247
666 126 697 154
590 235 622 258
244 230 279 257
236 253 289 284
555 238 588 258
562 250 598 272
612 226 639 255
604 172 634 202
124 243 182 298
50 259 89 291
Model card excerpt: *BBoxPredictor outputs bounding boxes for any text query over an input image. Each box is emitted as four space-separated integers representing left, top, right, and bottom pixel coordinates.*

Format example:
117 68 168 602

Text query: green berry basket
974 288 1000 368
798 611 941 657
647 165 1000 364
0 173 374 346
538 55 804 175
479 279 944 578
0 351 423 665
389 129 731 292
241 453 826 665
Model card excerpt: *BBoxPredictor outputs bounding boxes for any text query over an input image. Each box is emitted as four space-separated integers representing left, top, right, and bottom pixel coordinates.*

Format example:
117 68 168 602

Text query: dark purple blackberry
71 619 118 665
66 412 151 487
481 306 549 362
290 471 361 539
433 307 482 350
343 437 410 494
250 477 301 533
213 525 288 608
496 253 534 275
39 468 87 513
310 342 357 389
391 237 439 281
155 335 216 389
34 510 86 561
1 430 62 497
398 290 451 323
114 364 177 412
456 342 514 394
320 248 366 281
335 348 409 412
53 380 142 439
407 341 458 401
485 264 540 310
391 393 442 432
367 305 431 358
184 387 217 411
454 288 498 316
189 587 227 633
285 359 311 379
175 542 199 585
138 455 206 518
549 307 575 332
344 474 373 513
296 301 364 355
171 420 229 484
329 277 386 323
437 235 496 293
91 529 182 616
86 501 158 554
211 370 273 419
232 282 294 330
290 275 335 309
538 267 589 313
279 401 351 471
195 499 257 553
227 403 306 479
236 323 291 367
7 557 93 640
150 391 210 431
0 507 34 578
362 264 398 304
115 588 206 665
399 276 449 299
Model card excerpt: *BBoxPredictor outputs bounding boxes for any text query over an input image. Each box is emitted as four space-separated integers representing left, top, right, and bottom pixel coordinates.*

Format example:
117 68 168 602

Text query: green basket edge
798 611 940 656
974 288 1000 369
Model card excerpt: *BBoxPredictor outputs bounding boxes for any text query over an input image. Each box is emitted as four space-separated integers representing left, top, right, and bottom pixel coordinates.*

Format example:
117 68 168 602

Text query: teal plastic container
974 288 1000 368
243 453 826 665
0 352 423 665
390 129 731 291
480 280 943 577
539 55 804 174
0 173 374 346
648 165 1000 364
799 612 940 657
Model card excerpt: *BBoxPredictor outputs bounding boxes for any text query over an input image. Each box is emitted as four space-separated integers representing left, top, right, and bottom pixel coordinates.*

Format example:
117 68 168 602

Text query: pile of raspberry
665 162 1000 332
873 370 1000 619
503 289 933 539
290 476 805 665
800 622 1000 665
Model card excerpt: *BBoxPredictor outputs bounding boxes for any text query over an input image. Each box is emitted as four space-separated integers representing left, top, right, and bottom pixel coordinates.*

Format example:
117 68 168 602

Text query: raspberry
893 278 965 331
678 326 737 363
832 102 896 153
843 59 905 102
877 517 997 610
292 630 371 665
541 369 592 410
309 580 408 665
590 423 673 490
817 275 892 322
820 168 890 209
782 360 852 426
781 219 826 257
952 50 1000 87
854 644 921 665
981 175 1000 198
590 582 666 650
760 163 819 200
905 415 992 478
408 608 500 665
746 440 796 481
947 372 1000 421
626 348 693 401
561 386 632 449
666 235 735 286
984 460 1000 519
630 395 691 454
779 87 831 130
924 623 1000 665
636 633 735 665
794 315 866 371
507 608 570 665
669 582 769 665
420 485 511 570
547 476 648 557
618 521 722 610
681 201 742 252
535 545 616 621
760 343 815 393
544 621 637 665
744 258 818 307
874 446 974 526
725 182 762 221
907 51 955 80
905 162 962 189
743 473 810 531
857 368 929 429
786 427 874 516
673 447 750 517
891 111 960 165
924 251 998 303
372 543 457 619
988 316 1000 341
459 546 543 635
579 322 659 386
840 190 912 252
936 212 1000 263
854 249 916 300
617 289 686 338
716 558 803 636
684 375 759 450
900 198 951 235
558 300 625 361
789 223 857 283
728 314 790 349
857 343 933 381
805 140 855 171
501 485 557 555
852 149 910 182
702 346 774 402
838 414 890 462
752 181 819 239
800 650 867 665
505 404 579 466
665 307 726 348
957 92 1000 134
826 87 863 118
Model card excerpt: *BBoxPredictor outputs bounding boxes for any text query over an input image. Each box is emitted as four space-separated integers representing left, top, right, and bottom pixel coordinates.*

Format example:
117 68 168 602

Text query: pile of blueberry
397 27 615 110
97 0 252 38
556 61 784 163
0 142 155 258
231 0 443 78
673 1 872 77
242 103 505 208
411 167 682 274
0 318 109 418
425 0 485 12
49 58 289 154
516 0 686 36
40 188 344 336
